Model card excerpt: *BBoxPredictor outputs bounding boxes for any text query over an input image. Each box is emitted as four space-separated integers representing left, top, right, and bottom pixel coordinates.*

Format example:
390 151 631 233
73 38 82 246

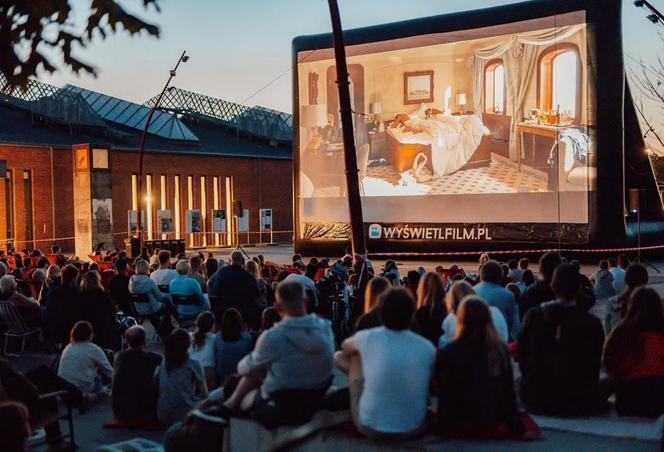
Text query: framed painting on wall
404 70 434 104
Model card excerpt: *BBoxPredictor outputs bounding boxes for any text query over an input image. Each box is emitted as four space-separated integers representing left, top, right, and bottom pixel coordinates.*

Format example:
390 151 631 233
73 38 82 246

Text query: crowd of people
0 244 663 450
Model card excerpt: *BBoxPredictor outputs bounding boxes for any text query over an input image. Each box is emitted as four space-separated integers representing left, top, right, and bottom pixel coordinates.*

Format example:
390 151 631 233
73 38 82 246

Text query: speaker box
233 200 244 217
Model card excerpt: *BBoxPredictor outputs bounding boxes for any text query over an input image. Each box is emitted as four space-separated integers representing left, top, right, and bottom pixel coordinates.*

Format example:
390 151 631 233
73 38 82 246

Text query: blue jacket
169 274 210 317
474 281 520 340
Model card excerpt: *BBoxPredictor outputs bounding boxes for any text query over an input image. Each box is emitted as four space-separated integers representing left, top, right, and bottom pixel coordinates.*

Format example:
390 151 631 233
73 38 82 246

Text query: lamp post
135 50 189 251
634 0 664 25
327 0 367 257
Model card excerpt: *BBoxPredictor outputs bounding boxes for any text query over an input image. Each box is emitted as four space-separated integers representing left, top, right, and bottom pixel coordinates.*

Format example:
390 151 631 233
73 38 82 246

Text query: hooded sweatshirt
237 314 334 397
593 269 616 301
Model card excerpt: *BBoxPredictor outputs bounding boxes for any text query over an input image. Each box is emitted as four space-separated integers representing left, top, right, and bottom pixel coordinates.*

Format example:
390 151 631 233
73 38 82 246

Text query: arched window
484 60 505 114
538 44 581 120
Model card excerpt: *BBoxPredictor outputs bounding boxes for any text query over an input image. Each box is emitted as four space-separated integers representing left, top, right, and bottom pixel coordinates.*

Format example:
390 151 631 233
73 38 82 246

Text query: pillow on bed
409 103 429 120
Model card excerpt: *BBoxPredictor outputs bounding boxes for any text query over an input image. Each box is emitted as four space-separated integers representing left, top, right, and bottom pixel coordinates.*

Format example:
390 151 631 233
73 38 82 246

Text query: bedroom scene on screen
297 13 596 230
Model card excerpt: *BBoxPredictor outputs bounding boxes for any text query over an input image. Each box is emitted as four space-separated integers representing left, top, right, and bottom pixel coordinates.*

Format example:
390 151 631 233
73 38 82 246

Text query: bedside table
369 131 388 161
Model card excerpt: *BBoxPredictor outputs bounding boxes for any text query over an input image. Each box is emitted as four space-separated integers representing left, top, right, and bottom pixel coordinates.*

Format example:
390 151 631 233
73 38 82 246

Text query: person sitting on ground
51 244 68 267
204 256 218 282
516 269 535 295
111 325 162 423
518 263 606 415
157 329 209 427
31 257 50 288
604 286 664 417
519 251 562 319
189 256 207 294
605 263 649 334
139 247 150 263
284 270 319 312
413 272 447 345
214 308 254 385
57 321 113 407
170 260 210 320
108 258 132 314
507 259 523 282
217 281 334 427
381 260 401 286
0 274 42 327
474 261 520 340
260 306 281 332
592 259 616 301
38 264 61 305
209 251 260 330
190 312 217 390
436 296 525 439
608 257 626 295
354 276 390 332
246 260 268 306
335 287 435 439
149 248 161 268
151 250 177 287
79 270 119 351
0 401 31 452
43 264 82 345
478 253 491 268
440 281 508 347
129 258 169 327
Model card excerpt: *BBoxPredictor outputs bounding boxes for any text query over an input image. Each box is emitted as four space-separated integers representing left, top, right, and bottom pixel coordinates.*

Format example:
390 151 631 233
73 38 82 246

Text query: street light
634 0 664 25
134 50 189 254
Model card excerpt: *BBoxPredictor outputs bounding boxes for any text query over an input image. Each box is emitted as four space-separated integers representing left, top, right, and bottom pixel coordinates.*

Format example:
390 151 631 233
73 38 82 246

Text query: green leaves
0 0 160 92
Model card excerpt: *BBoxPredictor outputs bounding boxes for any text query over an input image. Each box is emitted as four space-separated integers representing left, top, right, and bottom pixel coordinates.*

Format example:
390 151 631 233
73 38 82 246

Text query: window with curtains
484 60 505 114
538 44 581 120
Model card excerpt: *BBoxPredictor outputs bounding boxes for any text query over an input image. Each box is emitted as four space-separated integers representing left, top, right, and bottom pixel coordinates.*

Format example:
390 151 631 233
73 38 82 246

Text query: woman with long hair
605 263 649 334
38 264 61 305
436 296 524 438
158 329 209 427
189 312 217 389
214 308 254 384
440 281 508 347
604 287 664 417
413 272 447 345
354 276 390 332
79 270 119 350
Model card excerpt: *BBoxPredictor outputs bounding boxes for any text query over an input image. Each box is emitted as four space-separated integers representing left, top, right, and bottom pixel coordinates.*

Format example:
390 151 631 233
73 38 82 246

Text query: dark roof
0 76 291 160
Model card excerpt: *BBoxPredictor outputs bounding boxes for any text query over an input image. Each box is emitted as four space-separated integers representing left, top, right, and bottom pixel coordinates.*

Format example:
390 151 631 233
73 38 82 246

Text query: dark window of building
23 170 33 247
5 170 13 245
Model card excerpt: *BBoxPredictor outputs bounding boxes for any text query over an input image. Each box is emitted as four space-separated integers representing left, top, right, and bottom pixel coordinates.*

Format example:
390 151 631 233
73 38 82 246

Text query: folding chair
171 294 200 329
0 301 41 356
129 293 163 343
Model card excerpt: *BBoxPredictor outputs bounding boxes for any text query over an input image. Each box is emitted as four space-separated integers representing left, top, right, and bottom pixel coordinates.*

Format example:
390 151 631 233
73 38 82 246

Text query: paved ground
12 244 664 450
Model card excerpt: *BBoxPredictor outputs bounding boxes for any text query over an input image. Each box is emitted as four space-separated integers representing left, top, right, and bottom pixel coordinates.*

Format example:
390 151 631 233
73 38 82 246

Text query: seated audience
204 256 218 281
190 312 217 389
605 263 649 334
507 259 523 282
436 296 525 439
129 259 169 322
518 263 606 415
38 264 61 305
80 270 119 350
0 402 31 452
335 287 435 439
111 326 162 423
57 321 113 405
260 306 281 331
214 308 254 385
354 276 390 332
218 281 334 426
440 281 508 346
149 248 161 268
189 255 207 293
517 269 535 295
413 272 447 345
108 258 132 314
519 251 562 319
474 261 520 340
151 250 177 287
609 257 626 294
604 287 664 417
284 271 319 311
0 274 42 327
209 251 260 329
158 329 209 427
246 260 269 305
169 260 210 319
592 259 616 301
51 244 68 267
44 264 82 344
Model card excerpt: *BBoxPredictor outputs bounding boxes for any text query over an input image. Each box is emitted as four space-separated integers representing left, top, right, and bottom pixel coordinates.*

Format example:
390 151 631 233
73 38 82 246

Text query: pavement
9 244 664 450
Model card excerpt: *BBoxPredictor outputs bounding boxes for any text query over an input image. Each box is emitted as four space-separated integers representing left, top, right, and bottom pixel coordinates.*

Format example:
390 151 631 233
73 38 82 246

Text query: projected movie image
296 12 596 243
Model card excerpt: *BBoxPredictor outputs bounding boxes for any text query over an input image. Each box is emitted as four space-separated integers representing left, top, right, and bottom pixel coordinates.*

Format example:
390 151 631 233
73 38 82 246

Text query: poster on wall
212 209 226 233
295 10 595 245
127 210 145 233
186 209 202 233
238 209 249 232
260 208 272 230
157 210 173 233
92 199 112 234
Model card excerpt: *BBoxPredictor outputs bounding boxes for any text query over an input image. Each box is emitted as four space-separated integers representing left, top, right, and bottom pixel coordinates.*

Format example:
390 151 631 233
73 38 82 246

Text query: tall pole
327 0 366 256
135 50 188 250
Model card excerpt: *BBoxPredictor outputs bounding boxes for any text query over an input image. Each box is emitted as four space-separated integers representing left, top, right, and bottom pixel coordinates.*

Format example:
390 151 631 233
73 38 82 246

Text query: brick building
0 77 293 256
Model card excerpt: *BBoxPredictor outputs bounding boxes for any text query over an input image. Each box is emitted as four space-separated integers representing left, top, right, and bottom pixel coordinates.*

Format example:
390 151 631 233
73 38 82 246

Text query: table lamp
456 93 467 114
300 104 328 152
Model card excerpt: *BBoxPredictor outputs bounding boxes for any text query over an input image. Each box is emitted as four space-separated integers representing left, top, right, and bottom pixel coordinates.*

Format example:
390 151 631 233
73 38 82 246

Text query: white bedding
387 109 489 177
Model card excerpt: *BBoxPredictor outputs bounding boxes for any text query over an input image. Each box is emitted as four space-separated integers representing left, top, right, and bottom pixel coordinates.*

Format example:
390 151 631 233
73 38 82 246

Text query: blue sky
38 0 663 115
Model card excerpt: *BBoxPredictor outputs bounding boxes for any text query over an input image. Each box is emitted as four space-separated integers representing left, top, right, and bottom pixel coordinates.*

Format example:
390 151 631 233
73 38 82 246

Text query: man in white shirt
335 287 435 439
150 250 177 287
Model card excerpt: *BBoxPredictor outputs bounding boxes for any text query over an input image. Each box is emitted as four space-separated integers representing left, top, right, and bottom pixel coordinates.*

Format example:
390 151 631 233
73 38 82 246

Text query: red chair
45 254 59 266
88 254 103 265
99 261 114 272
